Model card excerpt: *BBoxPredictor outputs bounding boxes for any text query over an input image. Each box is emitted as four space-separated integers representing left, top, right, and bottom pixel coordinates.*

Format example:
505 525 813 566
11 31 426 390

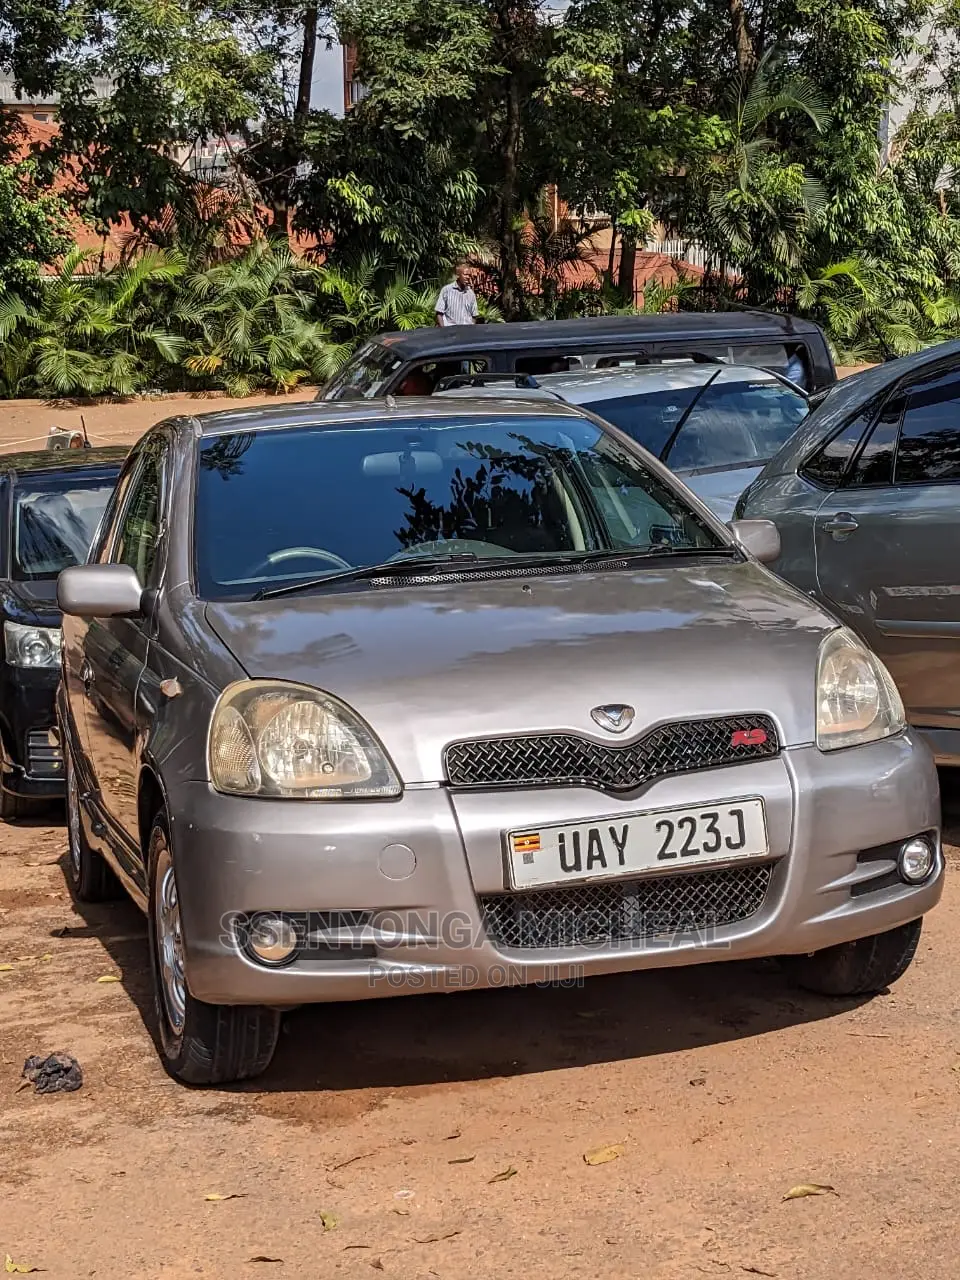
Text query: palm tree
0 248 185 397
181 240 329 395
797 256 960 362
693 50 830 286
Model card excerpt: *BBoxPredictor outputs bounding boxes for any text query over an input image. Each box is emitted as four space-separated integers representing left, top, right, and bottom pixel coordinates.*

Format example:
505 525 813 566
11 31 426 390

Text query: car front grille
445 715 778 791
479 862 774 950
26 729 63 779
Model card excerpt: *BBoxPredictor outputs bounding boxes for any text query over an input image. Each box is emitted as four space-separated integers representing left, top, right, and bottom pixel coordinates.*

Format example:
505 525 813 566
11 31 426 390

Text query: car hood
204 562 836 783
0 578 60 627
678 466 763 523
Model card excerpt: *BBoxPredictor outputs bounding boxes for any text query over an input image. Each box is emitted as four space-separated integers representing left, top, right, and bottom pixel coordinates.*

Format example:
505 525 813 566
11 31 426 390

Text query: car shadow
55 766 960 1095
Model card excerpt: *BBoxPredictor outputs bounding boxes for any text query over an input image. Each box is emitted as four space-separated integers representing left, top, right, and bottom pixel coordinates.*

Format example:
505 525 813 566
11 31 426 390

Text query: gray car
56 397 942 1085
438 363 809 520
736 339 960 764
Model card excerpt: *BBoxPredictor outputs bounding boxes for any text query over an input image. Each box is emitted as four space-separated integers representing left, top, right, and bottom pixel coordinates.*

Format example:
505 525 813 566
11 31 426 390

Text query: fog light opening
245 913 300 967
898 836 937 886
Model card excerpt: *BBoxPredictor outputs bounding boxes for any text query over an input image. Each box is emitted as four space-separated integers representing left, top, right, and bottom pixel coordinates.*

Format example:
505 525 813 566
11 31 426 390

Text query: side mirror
57 564 144 618
728 519 781 565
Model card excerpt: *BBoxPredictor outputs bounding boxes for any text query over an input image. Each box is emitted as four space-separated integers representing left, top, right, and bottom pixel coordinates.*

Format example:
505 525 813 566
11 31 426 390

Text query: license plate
506 799 768 890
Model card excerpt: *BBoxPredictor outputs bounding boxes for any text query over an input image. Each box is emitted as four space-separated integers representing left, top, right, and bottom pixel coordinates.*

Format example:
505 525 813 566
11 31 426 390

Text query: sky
312 41 345 115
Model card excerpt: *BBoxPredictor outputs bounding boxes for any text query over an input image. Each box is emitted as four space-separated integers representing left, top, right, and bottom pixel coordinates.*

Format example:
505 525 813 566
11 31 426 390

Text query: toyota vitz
56 398 942 1085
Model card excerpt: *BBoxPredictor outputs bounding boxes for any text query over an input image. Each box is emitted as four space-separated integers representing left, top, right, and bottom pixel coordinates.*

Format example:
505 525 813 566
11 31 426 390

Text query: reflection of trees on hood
392 436 560 549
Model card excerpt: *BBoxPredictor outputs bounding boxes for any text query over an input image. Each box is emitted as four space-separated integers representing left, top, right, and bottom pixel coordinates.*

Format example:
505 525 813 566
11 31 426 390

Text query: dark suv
0 448 125 818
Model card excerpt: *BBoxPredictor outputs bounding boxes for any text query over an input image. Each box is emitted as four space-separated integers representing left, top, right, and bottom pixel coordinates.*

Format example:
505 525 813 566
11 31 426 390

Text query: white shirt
436 282 478 326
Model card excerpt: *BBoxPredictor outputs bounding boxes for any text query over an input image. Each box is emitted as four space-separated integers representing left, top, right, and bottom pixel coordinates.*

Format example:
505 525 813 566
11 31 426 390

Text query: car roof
534 362 781 403
190 395 588 437
369 312 823 358
1 445 128 478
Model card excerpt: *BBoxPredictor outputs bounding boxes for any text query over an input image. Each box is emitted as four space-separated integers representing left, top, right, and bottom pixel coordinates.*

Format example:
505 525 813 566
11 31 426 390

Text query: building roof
0 74 114 107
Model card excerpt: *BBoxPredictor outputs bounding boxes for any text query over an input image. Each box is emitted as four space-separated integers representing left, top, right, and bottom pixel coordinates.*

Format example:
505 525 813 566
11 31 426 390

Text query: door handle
79 659 94 690
823 513 859 538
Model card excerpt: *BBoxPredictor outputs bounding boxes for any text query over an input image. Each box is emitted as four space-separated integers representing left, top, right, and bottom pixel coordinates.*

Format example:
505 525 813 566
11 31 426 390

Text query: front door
81 439 165 865
814 364 960 731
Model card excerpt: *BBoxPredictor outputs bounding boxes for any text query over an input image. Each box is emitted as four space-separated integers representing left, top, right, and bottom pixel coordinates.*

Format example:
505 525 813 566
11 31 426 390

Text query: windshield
666 378 809 471
12 472 117 580
194 415 724 600
580 387 702 457
581 376 807 469
321 342 403 400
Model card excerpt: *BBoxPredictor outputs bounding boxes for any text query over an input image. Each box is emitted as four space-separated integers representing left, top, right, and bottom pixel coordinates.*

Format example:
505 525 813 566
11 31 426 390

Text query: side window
395 358 489 395
111 448 164 584
846 399 901 487
894 371 960 484
800 408 874 487
93 463 138 563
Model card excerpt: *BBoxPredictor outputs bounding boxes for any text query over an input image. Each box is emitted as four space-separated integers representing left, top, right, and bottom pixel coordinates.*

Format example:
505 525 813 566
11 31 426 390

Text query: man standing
435 262 478 327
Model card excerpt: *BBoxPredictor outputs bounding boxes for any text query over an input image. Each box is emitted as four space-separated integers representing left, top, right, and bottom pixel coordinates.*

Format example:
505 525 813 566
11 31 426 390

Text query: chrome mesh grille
479 862 774 950
26 729 62 779
445 715 778 791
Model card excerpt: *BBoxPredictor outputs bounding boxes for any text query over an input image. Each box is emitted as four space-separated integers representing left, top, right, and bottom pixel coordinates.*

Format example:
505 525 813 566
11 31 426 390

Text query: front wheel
782 918 923 997
146 812 280 1085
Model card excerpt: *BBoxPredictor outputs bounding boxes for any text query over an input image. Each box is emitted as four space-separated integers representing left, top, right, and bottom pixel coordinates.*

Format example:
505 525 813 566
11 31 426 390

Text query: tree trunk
605 222 617 287
617 232 637 304
296 5 319 126
727 0 757 81
499 69 522 319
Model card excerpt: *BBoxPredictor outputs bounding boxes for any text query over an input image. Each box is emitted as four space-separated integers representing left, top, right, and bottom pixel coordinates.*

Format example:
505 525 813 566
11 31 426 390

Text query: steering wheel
388 538 518 561
247 546 352 577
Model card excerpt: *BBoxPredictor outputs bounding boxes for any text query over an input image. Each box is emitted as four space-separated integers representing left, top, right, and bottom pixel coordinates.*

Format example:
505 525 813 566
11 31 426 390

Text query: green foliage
0 117 72 298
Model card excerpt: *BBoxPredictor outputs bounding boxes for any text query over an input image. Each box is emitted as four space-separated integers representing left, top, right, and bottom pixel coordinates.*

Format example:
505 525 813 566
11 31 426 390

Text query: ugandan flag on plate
511 831 541 864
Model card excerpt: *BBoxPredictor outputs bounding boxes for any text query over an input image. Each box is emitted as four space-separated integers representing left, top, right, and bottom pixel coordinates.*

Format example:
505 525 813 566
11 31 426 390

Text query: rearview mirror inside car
57 564 144 618
727 519 781 565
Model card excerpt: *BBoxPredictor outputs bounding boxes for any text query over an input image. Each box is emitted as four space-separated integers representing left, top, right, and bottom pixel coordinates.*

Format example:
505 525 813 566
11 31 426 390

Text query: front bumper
168 731 943 1006
0 665 64 799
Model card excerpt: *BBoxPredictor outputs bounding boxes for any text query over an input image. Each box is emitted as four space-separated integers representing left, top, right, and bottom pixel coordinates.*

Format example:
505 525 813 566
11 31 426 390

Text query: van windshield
321 343 403 400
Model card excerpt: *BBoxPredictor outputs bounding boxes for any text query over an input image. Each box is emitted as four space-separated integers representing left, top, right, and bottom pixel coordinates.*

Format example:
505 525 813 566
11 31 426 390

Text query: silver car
735 340 960 764
56 398 942 1085
438 363 809 519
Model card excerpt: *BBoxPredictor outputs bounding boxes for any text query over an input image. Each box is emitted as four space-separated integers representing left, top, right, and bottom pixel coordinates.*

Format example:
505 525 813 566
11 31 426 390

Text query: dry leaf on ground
584 1144 625 1166
4 1259 42 1275
412 1231 462 1244
204 1193 246 1202
247 1258 283 1265
95 975 121 984
319 1211 339 1232
781 1184 836 1201
488 1166 518 1183
448 1155 476 1165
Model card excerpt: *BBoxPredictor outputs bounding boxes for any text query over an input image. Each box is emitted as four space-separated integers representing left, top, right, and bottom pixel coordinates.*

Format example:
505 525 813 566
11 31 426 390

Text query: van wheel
0 784 25 822
66 747 119 901
782 919 923 997
146 812 280 1085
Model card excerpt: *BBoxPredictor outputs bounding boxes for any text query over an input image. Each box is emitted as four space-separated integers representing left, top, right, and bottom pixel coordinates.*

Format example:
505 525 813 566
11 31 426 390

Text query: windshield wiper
253 553 483 599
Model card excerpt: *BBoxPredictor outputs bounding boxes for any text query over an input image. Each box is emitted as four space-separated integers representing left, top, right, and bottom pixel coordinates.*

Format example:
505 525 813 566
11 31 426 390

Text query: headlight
3 621 62 668
816 627 905 751
208 680 401 799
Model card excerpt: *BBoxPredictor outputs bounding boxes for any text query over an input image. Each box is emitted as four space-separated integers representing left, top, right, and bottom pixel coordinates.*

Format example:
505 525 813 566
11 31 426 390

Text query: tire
782 918 923 997
0 784 25 822
65 744 120 902
146 811 280 1085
